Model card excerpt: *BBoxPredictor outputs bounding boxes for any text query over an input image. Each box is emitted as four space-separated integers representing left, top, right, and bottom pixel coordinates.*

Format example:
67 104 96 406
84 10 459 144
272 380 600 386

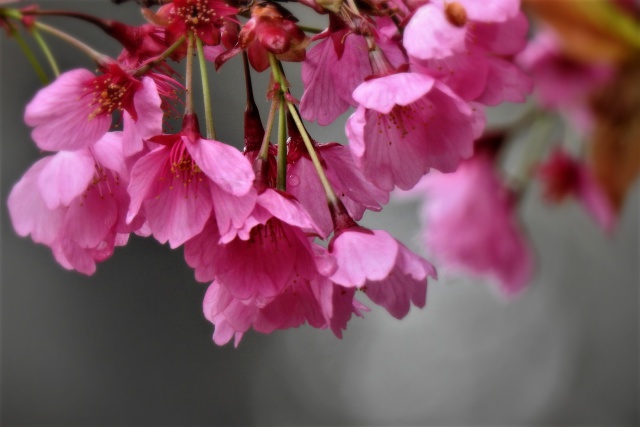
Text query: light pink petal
458 0 519 22
330 229 399 287
184 137 254 196
8 158 65 244
38 149 95 210
127 146 169 223
52 238 97 276
404 4 466 60
25 69 111 151
352 73 435 113
122 77 163 157
91 131 129 179
331 34 373 106
144 179 213 248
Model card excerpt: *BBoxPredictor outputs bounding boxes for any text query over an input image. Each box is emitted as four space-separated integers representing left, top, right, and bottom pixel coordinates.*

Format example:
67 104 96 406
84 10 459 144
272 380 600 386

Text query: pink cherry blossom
127 114 255 248
346 72 476 191
417 152 534 297
328 227 436 319
185 188 321 303
8 132 140 275
537 148 616 233
516 29 614 131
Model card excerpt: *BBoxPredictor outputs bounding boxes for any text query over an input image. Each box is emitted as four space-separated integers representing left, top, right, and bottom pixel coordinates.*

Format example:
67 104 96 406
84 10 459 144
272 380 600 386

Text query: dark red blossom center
87 65 141 120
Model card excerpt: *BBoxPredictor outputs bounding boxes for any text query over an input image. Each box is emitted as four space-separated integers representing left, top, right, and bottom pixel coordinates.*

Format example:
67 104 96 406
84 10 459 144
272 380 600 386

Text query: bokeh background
1 1 638 425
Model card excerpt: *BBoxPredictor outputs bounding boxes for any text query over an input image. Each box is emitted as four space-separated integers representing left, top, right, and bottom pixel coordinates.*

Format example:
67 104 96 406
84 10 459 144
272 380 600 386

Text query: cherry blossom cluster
5 0 626 346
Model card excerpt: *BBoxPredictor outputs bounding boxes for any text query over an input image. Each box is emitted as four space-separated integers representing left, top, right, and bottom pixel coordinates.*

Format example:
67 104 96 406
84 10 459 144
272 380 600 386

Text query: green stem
276 94 287 191
287 102 337 203
184 33 195 115
34 21 108 63
268 53 337 202
298 25 323 34
134 35 185 76
259 97 278 160
31 27 60 77
10 27 48 83
195 36 216 140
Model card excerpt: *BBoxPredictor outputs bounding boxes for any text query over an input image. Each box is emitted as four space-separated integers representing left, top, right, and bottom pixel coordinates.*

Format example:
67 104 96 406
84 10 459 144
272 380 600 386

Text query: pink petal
184 137 255 196
122 76 163 157
404 4 466 60
127 146 169 223
91 131 129 180
8 158 65 244
211 185 258 243
352 73 435 113
330 229 399 287
25 69 111 151
475 56 533 106
37 149 95 210
144 179 213 248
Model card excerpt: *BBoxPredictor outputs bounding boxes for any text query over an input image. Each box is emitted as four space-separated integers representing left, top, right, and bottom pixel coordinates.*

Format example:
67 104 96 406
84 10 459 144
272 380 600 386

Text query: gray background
1 1 638 425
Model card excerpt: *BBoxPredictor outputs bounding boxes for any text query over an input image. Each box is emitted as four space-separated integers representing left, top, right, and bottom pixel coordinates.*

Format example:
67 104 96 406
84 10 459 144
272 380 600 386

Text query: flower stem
259 96 278 160
31 27 60 77
9 27 48 83
286 103 337 204
33 21 108 64
134 35 185 76
184 33 195 115
267 53 337 203
277 94 287 191
195 36 216 140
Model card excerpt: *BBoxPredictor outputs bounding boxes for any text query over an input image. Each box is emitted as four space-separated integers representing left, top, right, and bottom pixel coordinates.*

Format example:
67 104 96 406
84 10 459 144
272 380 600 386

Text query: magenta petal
286 157 333 237
122 77 163 157
330 229 399 287
364 244 435 319
404 4 466 60
8 158 65 244
184 137 254 196
38 149 95 210
257 189 321 234
25 69 111 151
300 37 353 126
352 73 435 113
211 185 258 243
184 218 222 283
475 56 533 106
63 184 119 248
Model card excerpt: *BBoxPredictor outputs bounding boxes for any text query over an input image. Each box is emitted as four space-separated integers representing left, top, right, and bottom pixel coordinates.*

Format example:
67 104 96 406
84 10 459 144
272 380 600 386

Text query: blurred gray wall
1 1 638 425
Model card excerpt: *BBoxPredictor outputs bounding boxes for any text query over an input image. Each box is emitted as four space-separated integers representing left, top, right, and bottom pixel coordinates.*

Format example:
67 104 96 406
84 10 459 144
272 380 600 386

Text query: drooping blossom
8 132 141 275
24 64 168 153
127 113 255 248
403 0 532 105
415 151 534 297
516 28 614 131
537 147 616 233
346 71 476 191
328 224 436 319
184 188 321 303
